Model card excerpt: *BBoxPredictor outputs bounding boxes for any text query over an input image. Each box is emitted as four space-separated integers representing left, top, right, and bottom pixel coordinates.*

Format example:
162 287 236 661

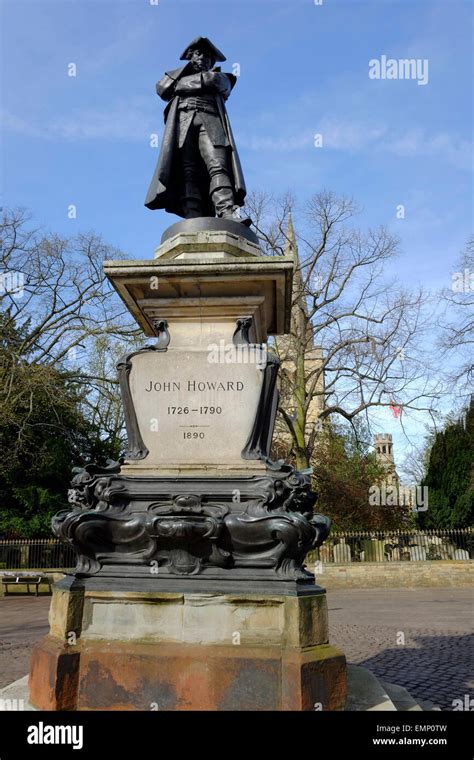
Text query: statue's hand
202 71 232 99
174 73 204 94
201 71 218 88
156 73 179 101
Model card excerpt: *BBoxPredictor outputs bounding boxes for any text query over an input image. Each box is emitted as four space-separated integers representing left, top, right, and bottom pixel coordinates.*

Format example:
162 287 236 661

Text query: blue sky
1 0 473 474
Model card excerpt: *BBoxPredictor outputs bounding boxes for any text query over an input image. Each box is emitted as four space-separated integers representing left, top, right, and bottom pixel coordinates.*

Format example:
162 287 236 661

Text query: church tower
274 214 325 447
374 433 400 487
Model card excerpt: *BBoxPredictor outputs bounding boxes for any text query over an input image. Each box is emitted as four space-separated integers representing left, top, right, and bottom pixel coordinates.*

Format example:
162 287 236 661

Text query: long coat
144 64 246 217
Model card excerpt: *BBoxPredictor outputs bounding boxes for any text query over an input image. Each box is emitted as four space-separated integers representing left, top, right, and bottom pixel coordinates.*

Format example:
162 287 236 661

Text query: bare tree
0 208 140 441
398 440 431 485
77 334 144 452
0 208 139 361
438 236 474 394
244 191 441 469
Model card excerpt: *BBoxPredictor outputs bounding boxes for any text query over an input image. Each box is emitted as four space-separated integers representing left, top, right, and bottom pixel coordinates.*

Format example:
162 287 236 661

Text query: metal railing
309 528 474 564
0 529 472 570
0 539 76 571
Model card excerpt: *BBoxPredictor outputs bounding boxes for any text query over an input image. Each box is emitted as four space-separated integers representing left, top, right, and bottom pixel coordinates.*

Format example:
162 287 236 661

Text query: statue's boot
182 185 203 219
210 174 252 227
210 176 235 219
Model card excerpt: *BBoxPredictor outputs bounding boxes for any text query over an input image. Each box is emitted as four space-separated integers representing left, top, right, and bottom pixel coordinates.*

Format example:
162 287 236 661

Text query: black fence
309 528 474 564
0 540 76 570
0 529 472 570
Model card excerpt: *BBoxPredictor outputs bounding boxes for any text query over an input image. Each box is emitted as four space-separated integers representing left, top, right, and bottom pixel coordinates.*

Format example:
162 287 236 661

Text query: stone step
418 699 442 711
347 665 441 711
346 664 397 710
0 675 35 710
381 680 423 711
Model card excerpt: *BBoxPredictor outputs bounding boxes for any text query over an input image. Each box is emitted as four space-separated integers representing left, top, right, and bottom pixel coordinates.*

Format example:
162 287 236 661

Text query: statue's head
180 36 226 72
187 45 214 72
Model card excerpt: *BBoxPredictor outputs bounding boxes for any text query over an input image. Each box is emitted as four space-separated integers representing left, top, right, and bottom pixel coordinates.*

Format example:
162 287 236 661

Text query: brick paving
327 588 474 710
0 596 50 689
0 588 472 710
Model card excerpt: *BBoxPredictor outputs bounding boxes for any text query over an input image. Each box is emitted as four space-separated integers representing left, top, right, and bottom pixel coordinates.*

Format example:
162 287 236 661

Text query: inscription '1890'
145 380 245 392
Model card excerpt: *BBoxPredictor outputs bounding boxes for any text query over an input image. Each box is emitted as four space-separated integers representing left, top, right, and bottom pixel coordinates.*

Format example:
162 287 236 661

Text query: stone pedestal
29 578 346 711
29 220 347 710
104 221 292 343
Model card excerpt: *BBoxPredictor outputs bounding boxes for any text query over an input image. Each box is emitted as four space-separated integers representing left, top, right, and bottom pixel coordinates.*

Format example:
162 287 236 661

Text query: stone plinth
103 228 293 342
29 578 347 711
103 225 293 478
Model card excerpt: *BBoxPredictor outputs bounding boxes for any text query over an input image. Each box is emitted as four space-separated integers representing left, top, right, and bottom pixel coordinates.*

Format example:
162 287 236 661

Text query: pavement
327 588 474 711
0 597 50 690
0 587 472 710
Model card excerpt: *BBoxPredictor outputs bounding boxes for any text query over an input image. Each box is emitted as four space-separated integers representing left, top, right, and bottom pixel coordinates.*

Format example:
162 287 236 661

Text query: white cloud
237 132 312 151
2 98 156 142
2 111 44 138
317 118 388 151
3 105 472 173
239 116 472 172
388 128 473 171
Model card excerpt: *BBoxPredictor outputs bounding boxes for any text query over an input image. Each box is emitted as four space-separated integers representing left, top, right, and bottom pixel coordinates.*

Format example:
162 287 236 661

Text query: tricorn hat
179 36 226 63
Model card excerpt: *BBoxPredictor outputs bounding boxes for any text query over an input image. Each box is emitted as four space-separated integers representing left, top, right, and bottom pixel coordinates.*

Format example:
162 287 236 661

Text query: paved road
327 588 473 711
0 588 472 710
0 597 50 689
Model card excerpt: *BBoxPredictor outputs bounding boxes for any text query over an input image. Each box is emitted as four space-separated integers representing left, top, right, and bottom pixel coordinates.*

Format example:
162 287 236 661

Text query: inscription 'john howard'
145 380 245 392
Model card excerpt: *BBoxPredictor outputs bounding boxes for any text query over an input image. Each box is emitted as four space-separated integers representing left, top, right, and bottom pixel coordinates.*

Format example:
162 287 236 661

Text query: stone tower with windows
374 433 400 487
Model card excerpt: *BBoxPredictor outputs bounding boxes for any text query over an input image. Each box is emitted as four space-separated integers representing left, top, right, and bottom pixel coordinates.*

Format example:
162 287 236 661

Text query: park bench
1 572 52 596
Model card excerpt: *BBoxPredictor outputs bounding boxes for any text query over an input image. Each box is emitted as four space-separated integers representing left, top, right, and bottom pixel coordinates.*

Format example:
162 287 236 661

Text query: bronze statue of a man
145 36 249 224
